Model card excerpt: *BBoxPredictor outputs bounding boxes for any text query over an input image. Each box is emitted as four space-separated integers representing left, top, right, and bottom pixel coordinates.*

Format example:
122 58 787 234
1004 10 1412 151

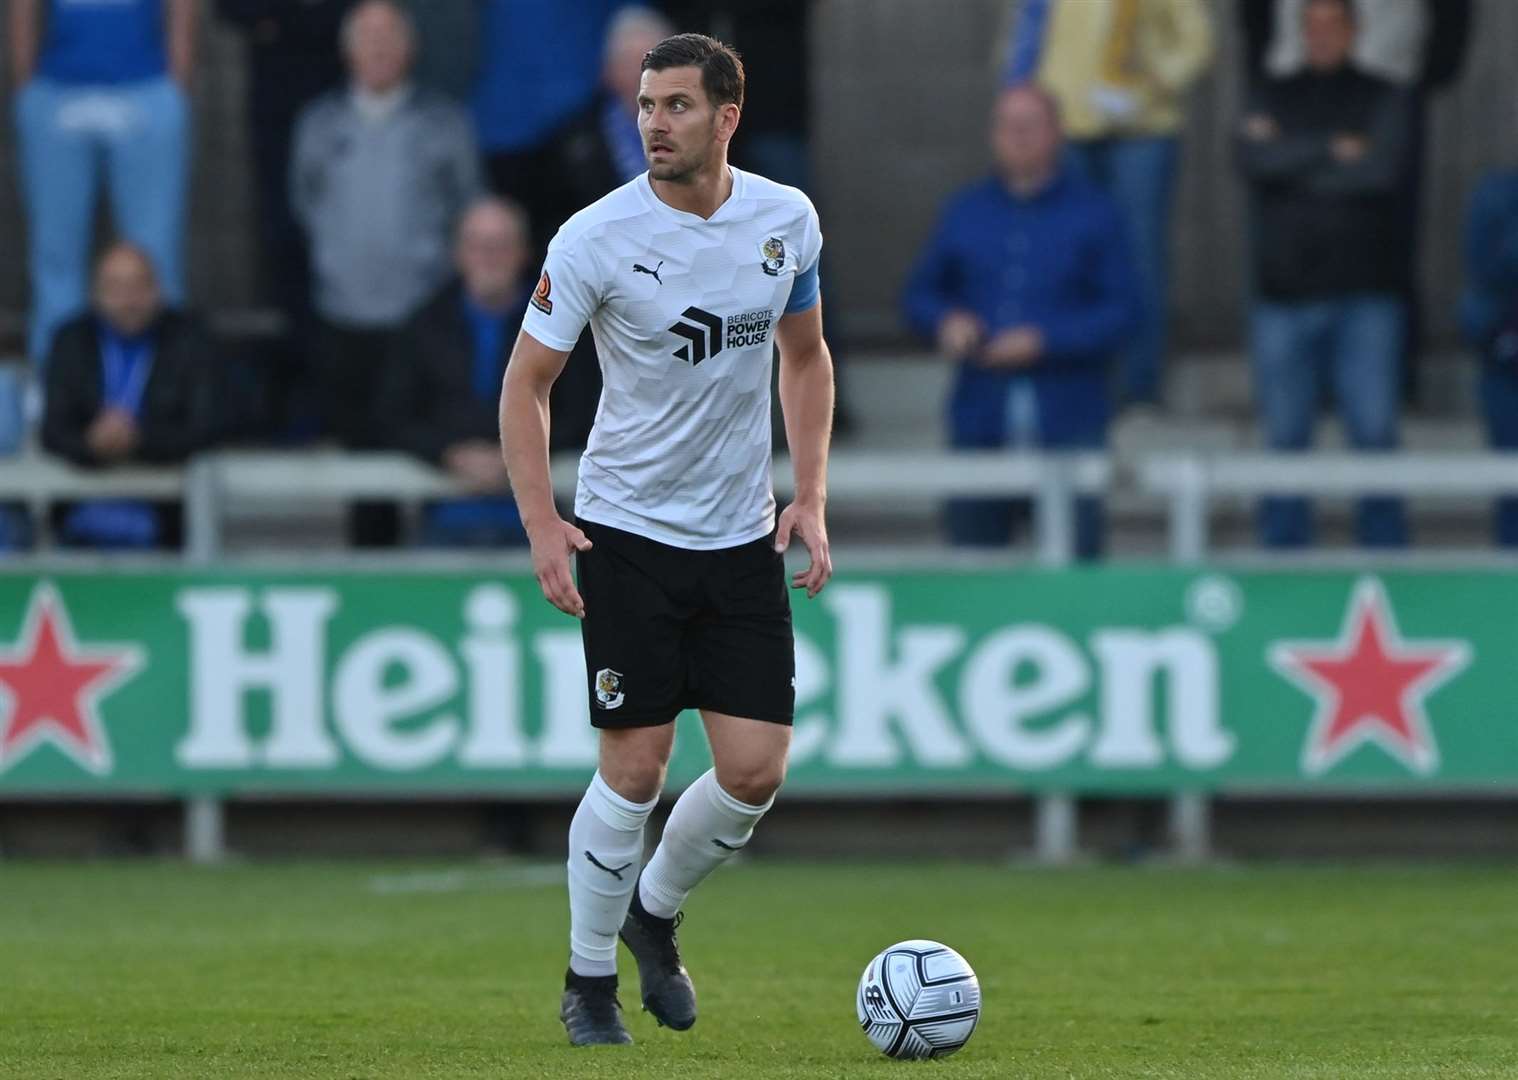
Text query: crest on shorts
759 236 786 276
594 668 625 710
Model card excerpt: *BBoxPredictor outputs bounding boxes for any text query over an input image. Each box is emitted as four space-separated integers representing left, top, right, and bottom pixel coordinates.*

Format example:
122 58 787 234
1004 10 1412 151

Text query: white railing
4 445 1517 864
1137 452 1518 563
1 448 1114 565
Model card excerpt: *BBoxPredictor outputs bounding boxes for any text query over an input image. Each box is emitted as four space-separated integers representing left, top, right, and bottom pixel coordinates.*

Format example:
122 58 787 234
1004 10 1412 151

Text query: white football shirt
521 168 822 550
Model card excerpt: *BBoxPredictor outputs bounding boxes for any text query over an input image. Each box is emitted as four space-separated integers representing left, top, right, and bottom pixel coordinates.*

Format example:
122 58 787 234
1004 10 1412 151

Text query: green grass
2 861 1517 1079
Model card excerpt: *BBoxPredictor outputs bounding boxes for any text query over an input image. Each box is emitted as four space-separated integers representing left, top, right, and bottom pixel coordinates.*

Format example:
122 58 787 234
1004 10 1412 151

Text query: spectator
10 0 197 365
1237 0 1412 549
551 6 677 210
1462 170 1518 548
1241 0 1471 90
903 85 1138 561
378 198 600 548
1240 0 1472 394
472 0 620 256
290 0 481 546
41 243 217 550
216 0 354 326
1005 0 1214 409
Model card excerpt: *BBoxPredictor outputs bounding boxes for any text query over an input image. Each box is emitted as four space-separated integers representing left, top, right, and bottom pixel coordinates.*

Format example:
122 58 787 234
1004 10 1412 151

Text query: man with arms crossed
500 33 834 1046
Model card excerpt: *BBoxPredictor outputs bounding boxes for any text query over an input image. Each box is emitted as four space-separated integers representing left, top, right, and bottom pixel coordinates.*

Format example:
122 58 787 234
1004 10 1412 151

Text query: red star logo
1270 578 1469 776
0 584 143 775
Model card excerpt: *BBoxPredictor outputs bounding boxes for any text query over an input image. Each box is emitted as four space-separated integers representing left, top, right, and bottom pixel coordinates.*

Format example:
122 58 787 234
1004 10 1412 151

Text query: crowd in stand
2 0 1516 558
2 0 807 550
909 0 1504 558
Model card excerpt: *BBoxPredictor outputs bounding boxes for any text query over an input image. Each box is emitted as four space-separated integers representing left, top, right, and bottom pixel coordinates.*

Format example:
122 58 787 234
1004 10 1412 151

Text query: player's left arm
774 298 835 599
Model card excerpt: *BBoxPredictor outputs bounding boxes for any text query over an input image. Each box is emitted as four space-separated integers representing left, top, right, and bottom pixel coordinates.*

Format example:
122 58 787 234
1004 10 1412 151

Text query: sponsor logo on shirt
725 307 776 349
669 306 776 365
530 270 553 315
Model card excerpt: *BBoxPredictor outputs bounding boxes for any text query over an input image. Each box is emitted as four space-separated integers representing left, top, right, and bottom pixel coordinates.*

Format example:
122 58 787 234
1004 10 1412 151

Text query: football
856 939 981 1059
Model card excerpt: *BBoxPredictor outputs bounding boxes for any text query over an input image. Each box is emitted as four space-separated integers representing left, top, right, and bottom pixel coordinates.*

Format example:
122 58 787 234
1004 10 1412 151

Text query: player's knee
595 738 667 808
718 759 786 807
599 757 666 804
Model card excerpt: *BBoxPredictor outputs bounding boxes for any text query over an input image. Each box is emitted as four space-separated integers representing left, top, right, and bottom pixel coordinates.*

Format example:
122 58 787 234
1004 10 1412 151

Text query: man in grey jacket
291 0 480 544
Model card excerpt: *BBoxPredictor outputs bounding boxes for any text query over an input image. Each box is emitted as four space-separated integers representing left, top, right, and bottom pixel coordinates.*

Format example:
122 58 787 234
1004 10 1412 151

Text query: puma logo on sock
584 851 633 880
711 838 746 852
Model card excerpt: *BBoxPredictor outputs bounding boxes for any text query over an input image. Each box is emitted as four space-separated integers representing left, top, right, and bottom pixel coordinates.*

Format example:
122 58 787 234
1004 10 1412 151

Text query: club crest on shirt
594 668 625 710
530 269 553 314
759 236 786 276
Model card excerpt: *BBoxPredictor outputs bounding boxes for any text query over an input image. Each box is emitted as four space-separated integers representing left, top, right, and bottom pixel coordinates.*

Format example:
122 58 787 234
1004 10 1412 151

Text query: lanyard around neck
100 333 155 417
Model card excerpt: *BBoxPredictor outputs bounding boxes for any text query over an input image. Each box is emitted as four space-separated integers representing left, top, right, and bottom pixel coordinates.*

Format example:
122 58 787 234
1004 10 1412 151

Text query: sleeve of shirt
783 197 823 315
1148 0 1215 94
288 105 322 229
520 232 601 352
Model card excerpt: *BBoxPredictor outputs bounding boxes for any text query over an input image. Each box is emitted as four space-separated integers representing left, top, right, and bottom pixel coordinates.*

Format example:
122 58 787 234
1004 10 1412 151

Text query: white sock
567 771 658 977
638 769 773 920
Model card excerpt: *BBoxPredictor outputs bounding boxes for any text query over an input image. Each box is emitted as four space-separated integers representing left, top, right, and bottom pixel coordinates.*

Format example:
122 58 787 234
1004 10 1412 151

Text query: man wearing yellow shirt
1005 0 1214 408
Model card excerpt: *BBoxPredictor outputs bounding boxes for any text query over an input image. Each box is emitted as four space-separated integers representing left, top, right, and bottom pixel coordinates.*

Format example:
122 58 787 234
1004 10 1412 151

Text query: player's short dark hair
641 33 745 111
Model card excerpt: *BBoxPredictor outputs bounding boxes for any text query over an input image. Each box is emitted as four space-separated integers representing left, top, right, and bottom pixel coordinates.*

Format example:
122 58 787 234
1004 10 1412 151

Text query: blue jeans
15 76 190 363
945 381 1106 561
1480 359 1518 547
1250 296 1408 548
1068 136 1178 404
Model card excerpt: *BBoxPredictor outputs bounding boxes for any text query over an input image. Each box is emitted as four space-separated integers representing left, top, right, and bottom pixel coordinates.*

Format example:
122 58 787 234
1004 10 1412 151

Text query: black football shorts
574 517 796 729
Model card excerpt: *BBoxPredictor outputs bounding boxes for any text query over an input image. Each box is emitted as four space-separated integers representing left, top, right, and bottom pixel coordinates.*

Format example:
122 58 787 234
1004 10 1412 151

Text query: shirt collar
352 82 414 123
638 166 745 226
97 316 155 350
996 164 1068 205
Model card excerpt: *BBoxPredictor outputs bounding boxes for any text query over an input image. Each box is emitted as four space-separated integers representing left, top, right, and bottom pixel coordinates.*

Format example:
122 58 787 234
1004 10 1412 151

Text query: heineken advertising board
0 570 1510 796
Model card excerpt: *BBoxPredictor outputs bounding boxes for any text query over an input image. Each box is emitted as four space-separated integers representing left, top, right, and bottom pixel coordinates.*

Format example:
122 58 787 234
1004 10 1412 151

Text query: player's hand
774 500 832 599
936 311 985 359
526 517 593 618
980 326 1044 368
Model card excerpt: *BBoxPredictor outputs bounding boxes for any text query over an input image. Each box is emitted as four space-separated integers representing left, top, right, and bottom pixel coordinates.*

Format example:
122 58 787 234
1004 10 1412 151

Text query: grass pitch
2 860 1516 1079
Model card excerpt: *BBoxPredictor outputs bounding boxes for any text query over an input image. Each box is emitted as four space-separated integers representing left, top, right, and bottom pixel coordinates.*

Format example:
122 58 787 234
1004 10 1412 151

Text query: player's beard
648 146 700 182
646 122 717 183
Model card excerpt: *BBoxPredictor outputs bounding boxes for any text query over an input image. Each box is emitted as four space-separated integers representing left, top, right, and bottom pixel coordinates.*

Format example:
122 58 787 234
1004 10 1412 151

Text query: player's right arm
500 329 593 619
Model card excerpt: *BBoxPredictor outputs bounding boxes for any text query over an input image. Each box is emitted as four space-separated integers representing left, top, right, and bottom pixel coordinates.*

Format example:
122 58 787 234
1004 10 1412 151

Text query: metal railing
4 445 1517 863
1138 452 1518 564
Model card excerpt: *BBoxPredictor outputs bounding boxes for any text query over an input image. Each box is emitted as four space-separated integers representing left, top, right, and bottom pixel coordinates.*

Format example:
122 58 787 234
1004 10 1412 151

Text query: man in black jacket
42 243 218 548
1238 0 1473 398
1237 0 1412 549
379 197 600 547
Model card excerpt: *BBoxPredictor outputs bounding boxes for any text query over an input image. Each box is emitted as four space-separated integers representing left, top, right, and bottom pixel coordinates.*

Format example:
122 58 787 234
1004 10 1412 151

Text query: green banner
0 569 1512 795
